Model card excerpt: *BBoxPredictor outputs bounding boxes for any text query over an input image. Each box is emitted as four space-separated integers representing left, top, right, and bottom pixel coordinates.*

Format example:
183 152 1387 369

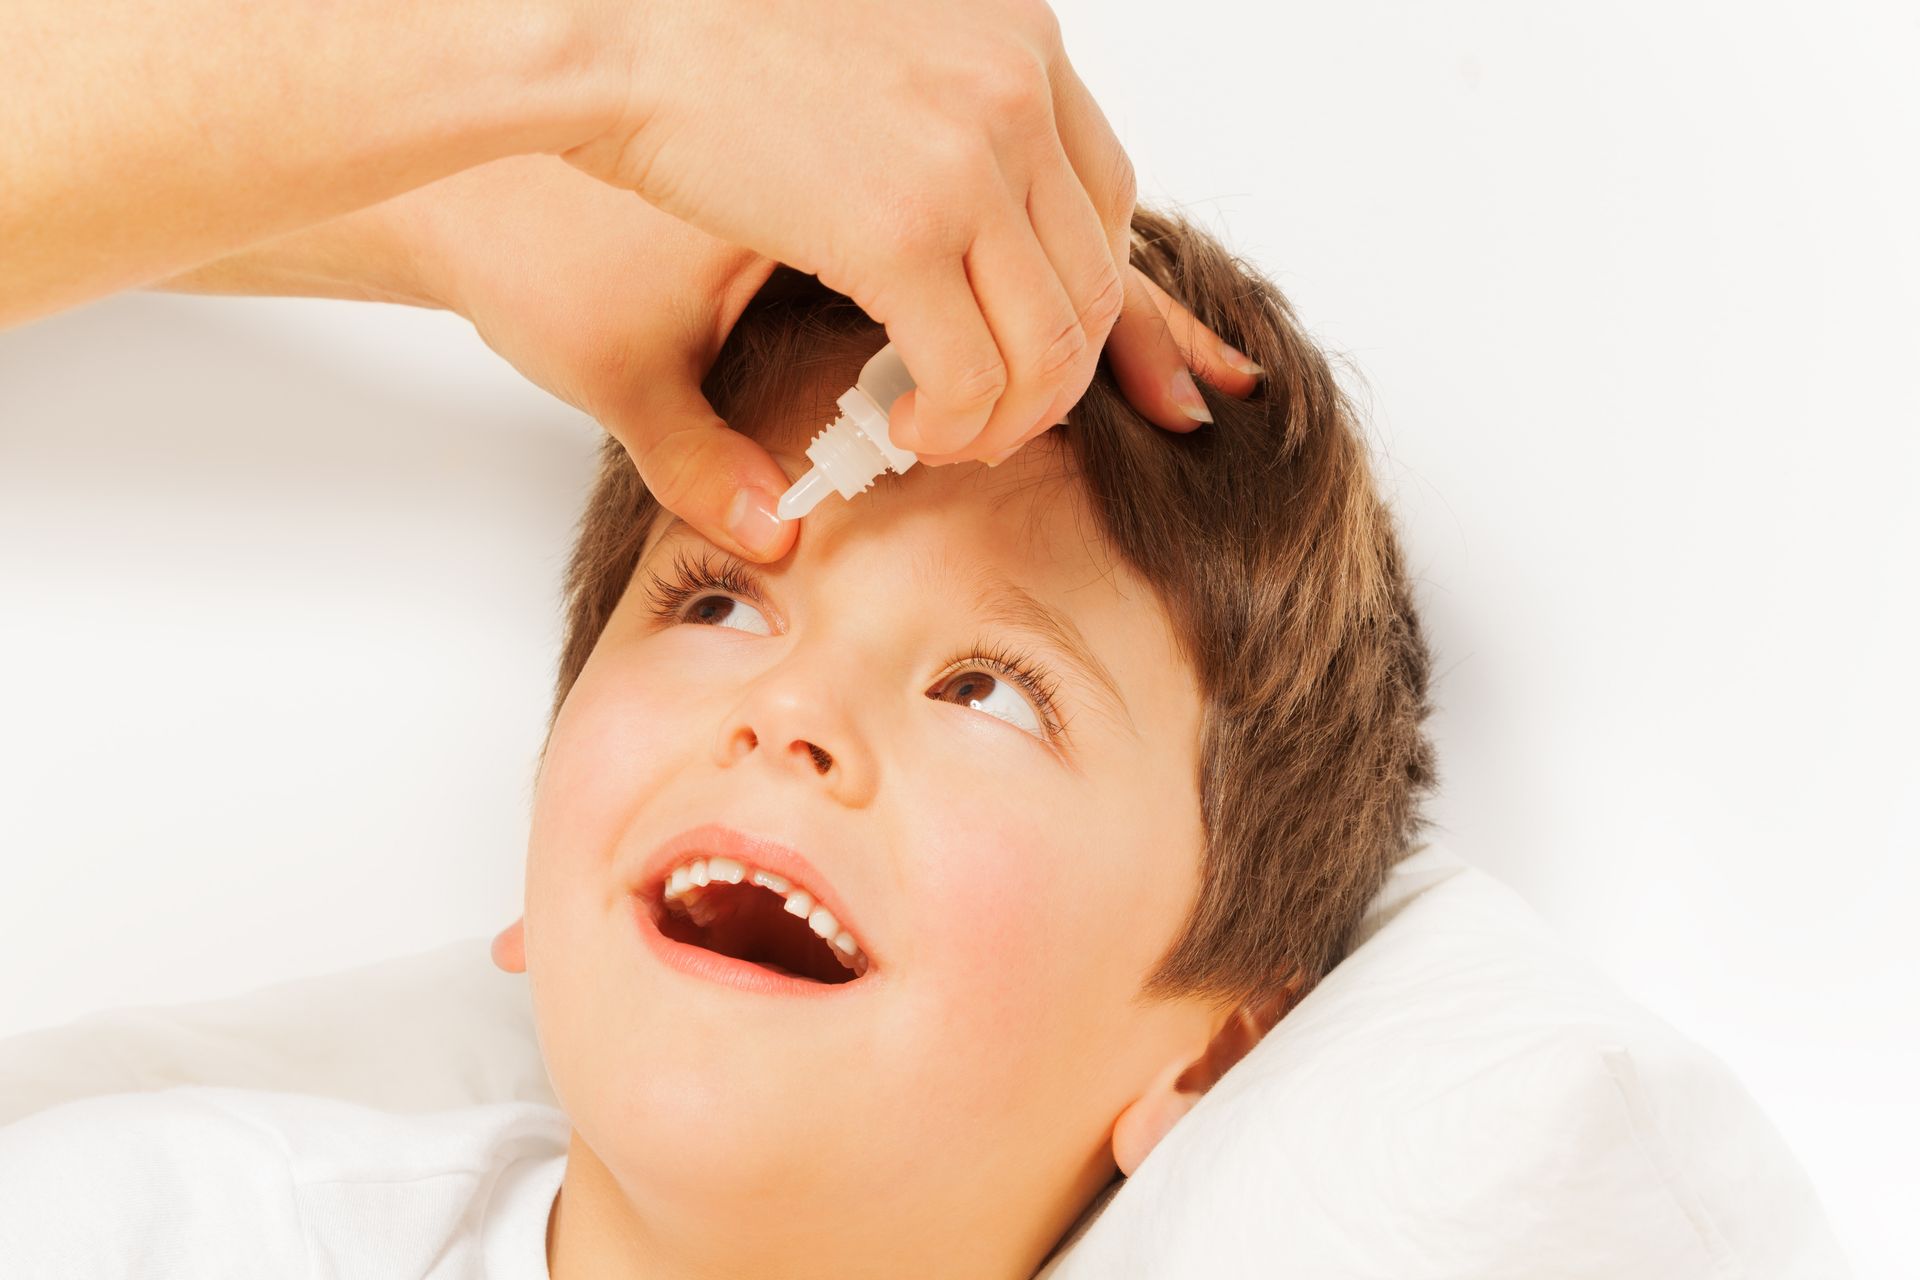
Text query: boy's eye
926 670 1044 739
684 593 772 636
646 554 1063 748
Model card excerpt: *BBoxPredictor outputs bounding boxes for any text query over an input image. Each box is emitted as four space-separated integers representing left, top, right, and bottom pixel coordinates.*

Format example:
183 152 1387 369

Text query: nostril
804 743 832 774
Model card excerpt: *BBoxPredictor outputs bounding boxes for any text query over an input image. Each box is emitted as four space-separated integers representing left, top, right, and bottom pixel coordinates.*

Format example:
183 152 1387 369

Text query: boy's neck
543 1127 1099 1280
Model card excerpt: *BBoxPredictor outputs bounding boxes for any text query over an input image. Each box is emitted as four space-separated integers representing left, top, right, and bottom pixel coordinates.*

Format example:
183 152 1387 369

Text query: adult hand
169 154 1260 563
564 0 1262 470
420 164 1263 556
16 0 1262 560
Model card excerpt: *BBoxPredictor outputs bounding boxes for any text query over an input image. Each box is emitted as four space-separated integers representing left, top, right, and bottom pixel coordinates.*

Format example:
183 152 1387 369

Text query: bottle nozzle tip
776 467 832 521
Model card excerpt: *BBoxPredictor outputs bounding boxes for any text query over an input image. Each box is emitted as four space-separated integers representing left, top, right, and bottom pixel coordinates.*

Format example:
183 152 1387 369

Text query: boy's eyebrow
644 516 1134 733
918 547 1136 736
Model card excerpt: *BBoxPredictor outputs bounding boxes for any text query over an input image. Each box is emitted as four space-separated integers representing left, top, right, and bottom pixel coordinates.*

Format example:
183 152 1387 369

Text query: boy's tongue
671 881 848 983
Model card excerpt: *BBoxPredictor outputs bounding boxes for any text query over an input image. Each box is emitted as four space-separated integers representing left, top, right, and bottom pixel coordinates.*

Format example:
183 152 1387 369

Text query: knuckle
884 140 980 260
945 358 1010 411
880 188 956 264
1023 0 1064 52
1032 316 1089 379
601 129 666 204
636 423 711 515
1003 0 1055 32
970 48 1050 121
1082 264 1126 334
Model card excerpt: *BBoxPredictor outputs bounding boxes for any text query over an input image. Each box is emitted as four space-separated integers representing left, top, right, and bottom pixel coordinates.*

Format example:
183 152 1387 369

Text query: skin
490 351 1283 1280
4 0 1263 563
156 153 1263 567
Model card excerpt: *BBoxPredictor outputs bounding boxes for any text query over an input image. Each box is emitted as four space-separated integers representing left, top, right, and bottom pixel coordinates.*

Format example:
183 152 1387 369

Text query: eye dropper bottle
775 342 920 521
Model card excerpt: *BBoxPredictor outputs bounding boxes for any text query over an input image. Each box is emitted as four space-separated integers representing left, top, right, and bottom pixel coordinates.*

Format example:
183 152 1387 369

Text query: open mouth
639 876 870 987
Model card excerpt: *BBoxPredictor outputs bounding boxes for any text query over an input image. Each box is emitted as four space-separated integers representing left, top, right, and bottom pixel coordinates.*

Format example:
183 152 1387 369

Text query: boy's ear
1109 982 1300 1177
491 918 527 974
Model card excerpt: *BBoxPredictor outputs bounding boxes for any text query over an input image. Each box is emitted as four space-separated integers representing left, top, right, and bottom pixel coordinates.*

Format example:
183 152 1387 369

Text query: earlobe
491 917 527 974
1111 1060 1202 1177
1109 1013 1246 1178
1109 981 1304 1177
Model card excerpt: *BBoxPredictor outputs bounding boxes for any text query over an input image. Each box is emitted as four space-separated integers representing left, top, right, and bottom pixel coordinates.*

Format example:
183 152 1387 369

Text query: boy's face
514 358 1231 1275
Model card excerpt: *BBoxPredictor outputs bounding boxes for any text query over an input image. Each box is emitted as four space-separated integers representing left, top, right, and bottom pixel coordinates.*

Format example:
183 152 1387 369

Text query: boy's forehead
777 434 1093 577
645 426 1094 575
660 343 1106 577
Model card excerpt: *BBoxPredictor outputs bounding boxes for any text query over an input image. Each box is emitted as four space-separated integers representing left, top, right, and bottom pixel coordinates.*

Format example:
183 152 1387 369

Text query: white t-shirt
0 1085 569 1278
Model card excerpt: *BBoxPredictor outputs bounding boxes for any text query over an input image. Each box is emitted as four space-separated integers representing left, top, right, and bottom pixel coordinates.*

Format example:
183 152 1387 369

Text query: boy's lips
627 821 879 970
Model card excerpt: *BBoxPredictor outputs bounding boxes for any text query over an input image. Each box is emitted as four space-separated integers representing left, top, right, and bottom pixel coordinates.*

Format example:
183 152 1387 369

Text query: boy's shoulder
0 1085 569 1278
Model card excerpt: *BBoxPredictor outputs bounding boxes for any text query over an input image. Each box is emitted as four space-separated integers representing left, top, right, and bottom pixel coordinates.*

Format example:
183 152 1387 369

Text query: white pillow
0 936 555 1124
0 844 1849 1278
1037 843 1850 1279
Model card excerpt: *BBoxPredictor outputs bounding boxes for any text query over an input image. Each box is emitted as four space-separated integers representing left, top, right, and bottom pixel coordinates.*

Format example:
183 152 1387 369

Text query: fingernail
1171 369 1214 424
725 485 785 558
1220 344 1265 377
983 447 1016 467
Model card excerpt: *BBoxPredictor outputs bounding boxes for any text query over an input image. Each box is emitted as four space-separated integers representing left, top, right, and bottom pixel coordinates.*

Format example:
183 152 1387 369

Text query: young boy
0 208 1438 1279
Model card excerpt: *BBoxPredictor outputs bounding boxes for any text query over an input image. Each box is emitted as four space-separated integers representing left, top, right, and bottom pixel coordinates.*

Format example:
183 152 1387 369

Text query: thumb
604 381 798 563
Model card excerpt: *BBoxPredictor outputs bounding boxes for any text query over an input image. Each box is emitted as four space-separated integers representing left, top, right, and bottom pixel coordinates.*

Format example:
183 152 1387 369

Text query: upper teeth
661 855 870 978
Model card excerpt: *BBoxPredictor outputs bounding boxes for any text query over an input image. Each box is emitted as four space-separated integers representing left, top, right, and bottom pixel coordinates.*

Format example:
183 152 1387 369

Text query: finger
980 259 1272 460
1129 267 1264 394
920 368 1077 468
606 380 798 563
975 54 1153 457
1013 264 1190 435
903 56 1133 466
991 381 1078 461
1053 56 1265 414
979 255 1278 465
890 193 1090 466
957 266 1221 464
869 253 1007 460
957 144 1119 462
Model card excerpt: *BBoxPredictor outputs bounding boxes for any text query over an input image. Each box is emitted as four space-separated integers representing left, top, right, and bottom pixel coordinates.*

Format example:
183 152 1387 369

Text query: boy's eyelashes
635 546 1071 750
926 638 1065 743
641 546 771 629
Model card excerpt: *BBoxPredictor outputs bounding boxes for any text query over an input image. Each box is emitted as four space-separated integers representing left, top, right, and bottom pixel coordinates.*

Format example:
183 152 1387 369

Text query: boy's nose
711 680 877 807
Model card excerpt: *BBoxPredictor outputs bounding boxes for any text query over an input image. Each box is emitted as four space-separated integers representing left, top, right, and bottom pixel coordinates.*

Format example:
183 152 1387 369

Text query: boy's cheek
903 808 1077 1014
533 679 684 848
895 811 1128 1133
905 795 1170 1058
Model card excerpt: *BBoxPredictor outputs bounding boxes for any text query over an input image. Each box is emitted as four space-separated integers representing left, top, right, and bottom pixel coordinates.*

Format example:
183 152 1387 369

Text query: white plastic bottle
775 342 919 521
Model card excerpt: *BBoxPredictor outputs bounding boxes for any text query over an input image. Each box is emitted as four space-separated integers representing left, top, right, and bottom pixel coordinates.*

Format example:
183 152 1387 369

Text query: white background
1 2 1912 1274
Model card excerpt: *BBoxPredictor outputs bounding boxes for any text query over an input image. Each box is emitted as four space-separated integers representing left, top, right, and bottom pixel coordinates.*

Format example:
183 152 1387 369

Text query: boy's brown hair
542 207 1441 1025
